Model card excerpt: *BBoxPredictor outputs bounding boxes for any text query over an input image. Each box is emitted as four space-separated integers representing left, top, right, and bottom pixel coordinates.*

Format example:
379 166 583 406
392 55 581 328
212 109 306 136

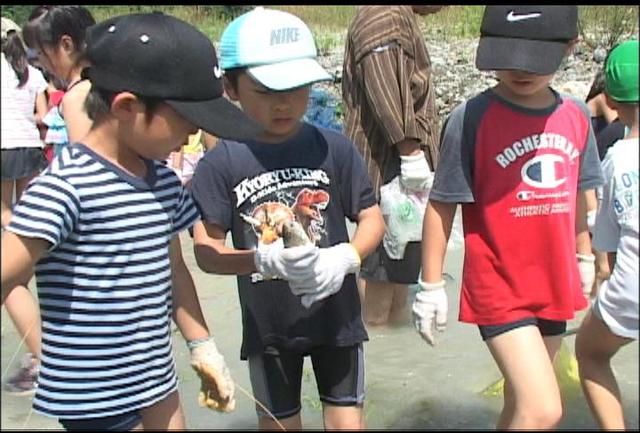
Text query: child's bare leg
575 310 632 430
360 279 395 326
1 180 14 228
497 333 562 428
140 390 185 430
388 284 409 326
258 412 301 430
322 404 366 430
487 326 562 429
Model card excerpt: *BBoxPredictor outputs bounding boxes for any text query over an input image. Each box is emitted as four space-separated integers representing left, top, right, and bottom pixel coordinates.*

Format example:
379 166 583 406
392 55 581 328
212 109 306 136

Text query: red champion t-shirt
430 90 604 325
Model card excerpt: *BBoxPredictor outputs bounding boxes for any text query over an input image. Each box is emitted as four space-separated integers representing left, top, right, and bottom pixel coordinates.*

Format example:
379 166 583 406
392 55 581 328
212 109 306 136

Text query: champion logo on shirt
521 154 568 189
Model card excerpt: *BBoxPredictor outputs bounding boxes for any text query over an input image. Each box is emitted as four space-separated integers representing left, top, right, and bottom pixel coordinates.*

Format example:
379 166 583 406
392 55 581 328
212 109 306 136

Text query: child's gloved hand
400 153 433 192
189 338 236 412
412 280 448 346
577 253 596 298
288 243 360 308
254 239 319 281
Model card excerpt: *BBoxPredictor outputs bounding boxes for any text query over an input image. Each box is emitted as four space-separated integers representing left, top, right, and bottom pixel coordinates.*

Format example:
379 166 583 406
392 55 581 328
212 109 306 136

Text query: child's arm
576 189 597 297
170 235 209 341
34 89 48 125
1 232 48 304
169 234 235 413
421 200 457 283
348 204 385 261
193 220 258 275
413 200 456 346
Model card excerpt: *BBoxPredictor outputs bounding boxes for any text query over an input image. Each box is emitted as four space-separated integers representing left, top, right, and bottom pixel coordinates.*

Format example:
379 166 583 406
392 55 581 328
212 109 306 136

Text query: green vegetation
3 5 637 53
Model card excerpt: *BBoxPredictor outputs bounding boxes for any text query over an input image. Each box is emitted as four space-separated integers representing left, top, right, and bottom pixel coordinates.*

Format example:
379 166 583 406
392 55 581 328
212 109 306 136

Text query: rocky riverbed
316 37 603 123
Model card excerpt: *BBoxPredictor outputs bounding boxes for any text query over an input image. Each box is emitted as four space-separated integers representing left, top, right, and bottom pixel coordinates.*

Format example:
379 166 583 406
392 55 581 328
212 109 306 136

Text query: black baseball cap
476 6 578 75
83 12 262 141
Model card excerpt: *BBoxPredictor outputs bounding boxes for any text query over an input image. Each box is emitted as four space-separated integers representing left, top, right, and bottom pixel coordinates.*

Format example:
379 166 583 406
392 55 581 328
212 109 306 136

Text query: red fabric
49 90 65 108
43 144 54 163
459 98 589 325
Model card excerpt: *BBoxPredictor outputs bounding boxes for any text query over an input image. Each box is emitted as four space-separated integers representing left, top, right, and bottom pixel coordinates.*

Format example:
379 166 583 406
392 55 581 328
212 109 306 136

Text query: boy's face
126 101 198 161
495 70 555 99
224 72 310 143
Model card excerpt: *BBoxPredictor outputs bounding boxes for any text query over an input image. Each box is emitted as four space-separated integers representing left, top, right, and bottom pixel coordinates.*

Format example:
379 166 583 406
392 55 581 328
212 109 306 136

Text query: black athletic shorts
247 343 365 419
478 317 567 341
59 409 141 431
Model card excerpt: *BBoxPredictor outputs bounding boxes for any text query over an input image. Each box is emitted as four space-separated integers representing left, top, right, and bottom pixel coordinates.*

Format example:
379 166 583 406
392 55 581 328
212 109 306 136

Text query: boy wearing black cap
1 12 261 430
412 6 604 428
576 39 639 430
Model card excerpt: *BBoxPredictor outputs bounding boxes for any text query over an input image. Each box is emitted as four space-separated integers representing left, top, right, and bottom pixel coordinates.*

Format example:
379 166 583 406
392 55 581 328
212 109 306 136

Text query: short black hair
84 86 162 126
222 67 247 92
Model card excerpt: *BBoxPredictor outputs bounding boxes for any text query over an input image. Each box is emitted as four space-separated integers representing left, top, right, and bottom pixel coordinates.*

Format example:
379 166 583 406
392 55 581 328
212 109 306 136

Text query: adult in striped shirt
1 12 262 431
342 6 444 326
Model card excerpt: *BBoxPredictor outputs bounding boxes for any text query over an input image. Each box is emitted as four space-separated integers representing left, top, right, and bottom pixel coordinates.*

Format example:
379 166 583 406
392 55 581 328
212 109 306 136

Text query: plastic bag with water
380 176 465 261
379 176 429 259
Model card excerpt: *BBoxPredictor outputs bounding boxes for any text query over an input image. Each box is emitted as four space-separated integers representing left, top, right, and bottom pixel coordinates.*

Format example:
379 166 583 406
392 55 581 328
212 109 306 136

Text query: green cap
604 40 639 103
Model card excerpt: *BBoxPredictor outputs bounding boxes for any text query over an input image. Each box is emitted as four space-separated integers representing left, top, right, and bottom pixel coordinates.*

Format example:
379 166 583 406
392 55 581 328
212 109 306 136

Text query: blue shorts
59 410 141 431
247 344 365 419
478 317 567 341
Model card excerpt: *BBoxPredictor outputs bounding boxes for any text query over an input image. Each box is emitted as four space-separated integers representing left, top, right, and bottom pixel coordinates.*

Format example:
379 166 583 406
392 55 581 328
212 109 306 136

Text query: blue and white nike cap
219 7 333 91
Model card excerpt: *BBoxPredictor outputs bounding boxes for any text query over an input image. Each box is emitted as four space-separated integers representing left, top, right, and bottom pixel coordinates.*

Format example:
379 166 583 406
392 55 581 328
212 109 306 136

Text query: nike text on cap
219 7 332 91
475 6 578 75
83 12 262 140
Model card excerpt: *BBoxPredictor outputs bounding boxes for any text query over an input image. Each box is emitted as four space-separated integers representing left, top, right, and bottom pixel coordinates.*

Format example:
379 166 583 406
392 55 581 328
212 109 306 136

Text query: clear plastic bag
379 176 429 259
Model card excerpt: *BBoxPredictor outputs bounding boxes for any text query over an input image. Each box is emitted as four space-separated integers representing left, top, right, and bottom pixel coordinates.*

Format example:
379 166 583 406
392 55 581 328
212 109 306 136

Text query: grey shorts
1 148 47 180
247 344 365 419
359 241 421 285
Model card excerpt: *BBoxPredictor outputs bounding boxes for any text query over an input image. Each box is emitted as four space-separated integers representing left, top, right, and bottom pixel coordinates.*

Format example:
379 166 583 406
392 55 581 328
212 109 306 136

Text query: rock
315 36 601 127
593 47 608 63
555 80 591 100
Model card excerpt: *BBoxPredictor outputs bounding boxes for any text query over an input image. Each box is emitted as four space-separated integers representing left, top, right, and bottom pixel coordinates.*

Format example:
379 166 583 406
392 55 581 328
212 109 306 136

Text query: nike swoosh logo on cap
506 11 541 22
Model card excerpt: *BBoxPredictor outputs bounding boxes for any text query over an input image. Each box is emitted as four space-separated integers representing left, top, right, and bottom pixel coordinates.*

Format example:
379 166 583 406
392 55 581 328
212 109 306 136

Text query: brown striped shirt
342 6 440 197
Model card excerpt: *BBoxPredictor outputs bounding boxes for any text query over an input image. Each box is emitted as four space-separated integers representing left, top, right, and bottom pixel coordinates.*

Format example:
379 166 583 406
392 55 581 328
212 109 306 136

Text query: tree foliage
578 6 639 51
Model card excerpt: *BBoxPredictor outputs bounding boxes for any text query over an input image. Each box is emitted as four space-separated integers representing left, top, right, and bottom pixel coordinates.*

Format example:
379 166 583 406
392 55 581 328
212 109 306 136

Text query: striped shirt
7 143 200 419
342 6 440 197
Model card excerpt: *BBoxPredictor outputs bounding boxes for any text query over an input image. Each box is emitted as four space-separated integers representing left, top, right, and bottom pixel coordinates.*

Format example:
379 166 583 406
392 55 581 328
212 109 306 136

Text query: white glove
400 153 433 191
412 280 448 346
586 209 597 234
577 253 596 298
254 239 319 281
288 243 361 308
189 337 236 412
